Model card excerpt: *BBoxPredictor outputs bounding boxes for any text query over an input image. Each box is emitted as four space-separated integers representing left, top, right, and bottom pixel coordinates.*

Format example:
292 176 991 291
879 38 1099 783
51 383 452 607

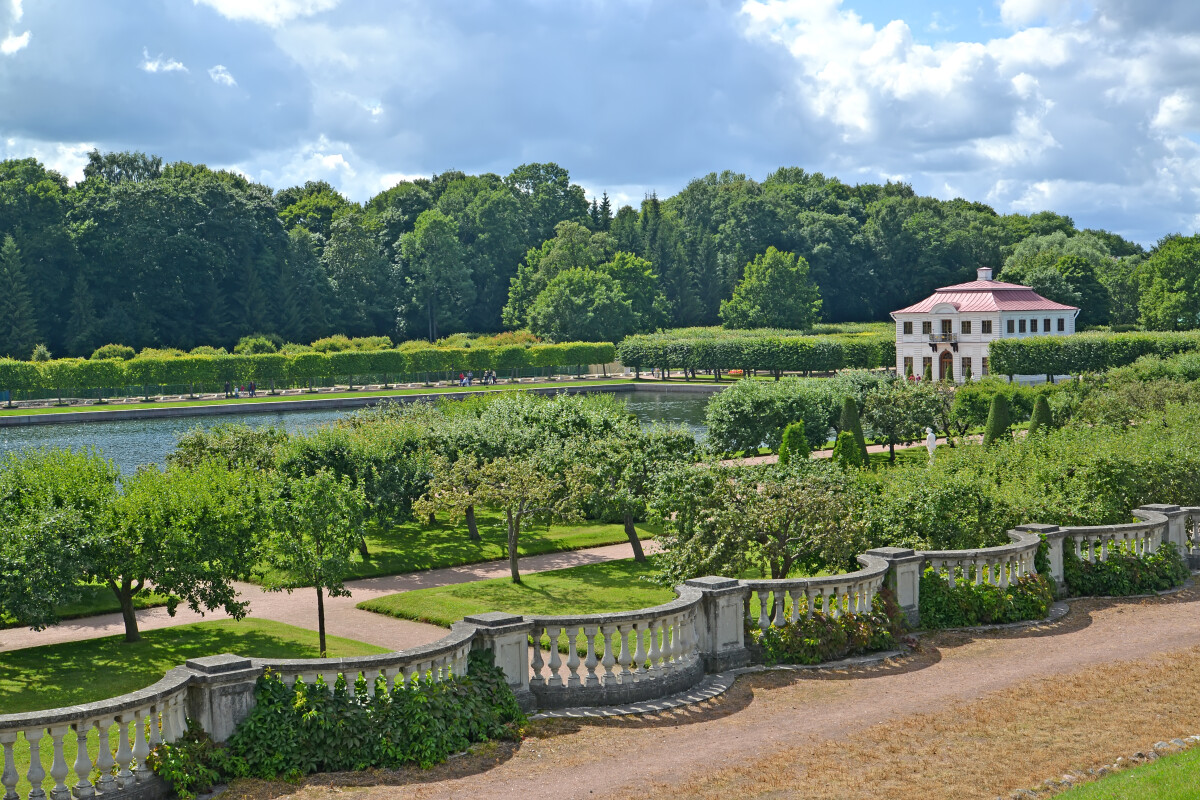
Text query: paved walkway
0 541 648 653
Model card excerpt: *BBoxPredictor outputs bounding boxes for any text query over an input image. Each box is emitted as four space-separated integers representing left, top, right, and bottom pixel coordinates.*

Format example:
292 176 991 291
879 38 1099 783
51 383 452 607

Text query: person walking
224 380 231 398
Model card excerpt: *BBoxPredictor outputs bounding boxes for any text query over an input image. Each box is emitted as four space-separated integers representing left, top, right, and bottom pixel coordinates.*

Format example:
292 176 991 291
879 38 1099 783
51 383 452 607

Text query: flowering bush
752 588 906 665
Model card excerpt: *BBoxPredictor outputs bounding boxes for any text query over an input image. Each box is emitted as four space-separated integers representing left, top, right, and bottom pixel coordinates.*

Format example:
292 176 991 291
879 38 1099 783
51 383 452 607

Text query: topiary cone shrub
923 361 932 381
1027 395 1053 437
963 362 972 382
779 421 810 466
838 396 869 464
831 430 865 469
943 364 953 382
982 393 1012 446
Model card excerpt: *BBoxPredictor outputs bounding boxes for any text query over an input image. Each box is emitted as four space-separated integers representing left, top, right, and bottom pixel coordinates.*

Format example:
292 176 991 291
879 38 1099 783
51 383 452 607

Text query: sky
2 0 1199 246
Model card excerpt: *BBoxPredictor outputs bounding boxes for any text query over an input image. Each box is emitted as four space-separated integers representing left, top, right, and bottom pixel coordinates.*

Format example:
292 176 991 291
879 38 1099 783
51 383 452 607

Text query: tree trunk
507 509 521 584
622 511 646 562
111 579 141 643
465 505 481 542
427 512 436 526
358 534 370 559
889 441 896 464
316 586 327 658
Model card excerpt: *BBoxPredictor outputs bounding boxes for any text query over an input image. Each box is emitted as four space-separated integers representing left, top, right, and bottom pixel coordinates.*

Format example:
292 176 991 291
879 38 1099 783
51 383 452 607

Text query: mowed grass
1 619 385 800
256 508 659 584
0 584 169 630
358 558 673 628
0 378 637 417
1056 746 1200 799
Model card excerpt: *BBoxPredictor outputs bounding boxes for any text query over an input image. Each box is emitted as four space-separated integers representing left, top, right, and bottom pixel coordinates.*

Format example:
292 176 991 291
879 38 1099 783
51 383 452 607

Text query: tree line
1 150 1172 361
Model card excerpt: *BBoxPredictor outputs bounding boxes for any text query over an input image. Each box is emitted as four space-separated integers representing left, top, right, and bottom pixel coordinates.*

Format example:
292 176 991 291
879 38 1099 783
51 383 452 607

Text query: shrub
752 589 906 665
218 651 524 779
778 421 809 465
831 431 864 468
233 334 280 355
1027 395 1053 436
90 343 135 360
1062 541 1189 597
918 570 1054 628
838 395 868 462
982 393 1011 445
29 344 51 362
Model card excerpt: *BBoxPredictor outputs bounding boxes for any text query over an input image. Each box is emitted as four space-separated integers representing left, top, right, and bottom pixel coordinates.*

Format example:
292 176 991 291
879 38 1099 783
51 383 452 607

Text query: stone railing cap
1015 523 1060 533
1138 503 1182 513
185 653 253 674
685 576 740 589
463 611 524 627
864 546 917 558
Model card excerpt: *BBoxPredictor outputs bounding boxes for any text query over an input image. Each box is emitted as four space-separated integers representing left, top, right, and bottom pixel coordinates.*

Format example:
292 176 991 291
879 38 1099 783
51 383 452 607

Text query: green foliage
527 267 635 343
0 235 37 359
778 421 809 465
752 589 905 665
146 720 229 800
1027 395 1053 436
1137 234 1200 330
223 651 523 778
90 343 135 360
168 423 287 471
923 360 932 381
29 344 51 362
831 431 864 469
1062 541 1189 597
838 395 868 461
918 570 1054 628
719 247 822 330
989 330 1200 377
982 392 1012 446
233 334 280 355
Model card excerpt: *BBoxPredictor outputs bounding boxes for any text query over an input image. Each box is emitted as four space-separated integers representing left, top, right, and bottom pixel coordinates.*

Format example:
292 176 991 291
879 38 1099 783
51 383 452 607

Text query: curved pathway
267 588 1200 800
0 541 649 653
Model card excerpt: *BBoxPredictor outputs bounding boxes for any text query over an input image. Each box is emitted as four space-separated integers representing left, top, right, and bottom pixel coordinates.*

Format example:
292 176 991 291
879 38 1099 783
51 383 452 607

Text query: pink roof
892 279 1079 314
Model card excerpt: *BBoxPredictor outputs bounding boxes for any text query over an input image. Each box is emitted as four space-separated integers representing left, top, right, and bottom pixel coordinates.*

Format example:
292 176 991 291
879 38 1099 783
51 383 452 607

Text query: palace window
1018 319 1027 333
1030 319 1038 333
961 356 972 378
981 320 992 334
1058 317 1065 332
922 321 932 335
1006 319 1015 334
922 356 933 376
982 357 990 376
903 356 914 376
903 321 912 334
961 320 971 334
1044 318 1051 332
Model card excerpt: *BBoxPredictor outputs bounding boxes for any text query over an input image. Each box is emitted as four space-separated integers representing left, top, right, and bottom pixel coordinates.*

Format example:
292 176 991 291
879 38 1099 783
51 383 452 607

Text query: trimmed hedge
1062 541 1189 597
918 570 1055 628
616 330 895 377
989 331 1200 377
0 342 616 401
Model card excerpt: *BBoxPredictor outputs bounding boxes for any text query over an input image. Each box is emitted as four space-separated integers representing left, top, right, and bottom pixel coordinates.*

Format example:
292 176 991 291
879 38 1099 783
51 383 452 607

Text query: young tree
778 421 809 466
93 461 266 642
415 453 584 583
982 393 1013 446
0 236 38 359
526 267 636 343
260 469 368 657
719 247 822 330
831 431 865 469
863 383 934 463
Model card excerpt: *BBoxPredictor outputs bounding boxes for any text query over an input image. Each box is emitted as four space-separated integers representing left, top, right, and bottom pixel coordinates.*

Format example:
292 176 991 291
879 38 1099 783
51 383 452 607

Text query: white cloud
10 0 21 22
192 0 340 27
140 47 187 73
1 29 29 55
208 64 236 86
0 137 93 183
999 0 1075 28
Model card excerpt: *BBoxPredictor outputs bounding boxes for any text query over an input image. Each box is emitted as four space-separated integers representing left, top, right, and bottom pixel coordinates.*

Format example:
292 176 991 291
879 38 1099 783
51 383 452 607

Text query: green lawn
256 509 658 584
0 378 639 417
1056 745 1200 799
1 619 385 799
358 558 674 628
0 584 169 630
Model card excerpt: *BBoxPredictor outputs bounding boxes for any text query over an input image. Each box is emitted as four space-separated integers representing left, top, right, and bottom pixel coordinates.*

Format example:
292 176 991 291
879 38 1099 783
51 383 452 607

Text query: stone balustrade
741 554 890 631
922 531 1041 589
5 503 1197 798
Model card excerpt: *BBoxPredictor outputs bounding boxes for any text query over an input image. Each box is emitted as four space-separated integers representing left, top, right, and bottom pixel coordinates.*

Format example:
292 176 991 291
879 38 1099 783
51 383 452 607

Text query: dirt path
256 588 1200 800
0 541 647 653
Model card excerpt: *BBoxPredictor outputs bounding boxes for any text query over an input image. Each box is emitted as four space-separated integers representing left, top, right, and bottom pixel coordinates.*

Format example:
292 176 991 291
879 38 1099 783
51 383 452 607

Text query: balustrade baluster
600 626 618 685
94 718 116 794
583 626 599 686
564 626 581 688
529 627 546 687
647 620 662 675
171 694 187 741
632 622 647 682
114 715 135 788
148 705 162 748
1000 557 1011 588
71 721 95 800
616 624 632 683
757 591 770 631
132 709 151 781
972 558 982 585
26 727 46 800
47 726 69 800
805 588 816 620
0 732 19 800
773 590 785 627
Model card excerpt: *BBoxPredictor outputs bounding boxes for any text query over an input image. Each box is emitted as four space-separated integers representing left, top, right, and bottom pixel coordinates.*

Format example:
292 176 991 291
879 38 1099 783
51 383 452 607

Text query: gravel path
283 588 1200 800
0 541 646 653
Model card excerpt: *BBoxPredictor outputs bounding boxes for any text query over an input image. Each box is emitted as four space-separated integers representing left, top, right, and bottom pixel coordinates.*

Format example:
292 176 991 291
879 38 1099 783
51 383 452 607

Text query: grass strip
1056 745 1200 799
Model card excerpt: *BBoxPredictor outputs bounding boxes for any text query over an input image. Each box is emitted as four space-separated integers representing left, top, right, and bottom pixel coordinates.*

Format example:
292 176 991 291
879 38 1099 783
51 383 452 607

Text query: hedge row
616 332 896 376
0 342 616 399
988 331 1200 377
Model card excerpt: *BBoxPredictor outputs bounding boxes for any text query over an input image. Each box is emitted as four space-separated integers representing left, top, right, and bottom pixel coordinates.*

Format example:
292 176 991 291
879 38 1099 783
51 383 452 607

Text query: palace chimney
977 267 993 281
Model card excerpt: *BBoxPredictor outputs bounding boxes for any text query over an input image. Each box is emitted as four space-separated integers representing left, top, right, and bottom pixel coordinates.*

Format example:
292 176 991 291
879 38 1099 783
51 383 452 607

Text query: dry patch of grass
650 645 1200 800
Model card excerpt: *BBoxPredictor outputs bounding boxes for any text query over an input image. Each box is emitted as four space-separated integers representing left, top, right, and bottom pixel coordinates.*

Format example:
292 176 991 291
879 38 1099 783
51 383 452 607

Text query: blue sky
2 0 1199 245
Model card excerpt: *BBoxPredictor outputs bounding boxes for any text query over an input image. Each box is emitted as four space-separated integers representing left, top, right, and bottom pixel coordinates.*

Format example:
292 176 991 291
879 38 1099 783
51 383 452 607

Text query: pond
0 390 711 474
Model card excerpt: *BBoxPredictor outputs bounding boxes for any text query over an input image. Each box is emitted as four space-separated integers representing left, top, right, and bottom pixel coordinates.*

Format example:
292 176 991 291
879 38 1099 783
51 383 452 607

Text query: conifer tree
838 396 869 463
923 361 932 381
963 362 972 382
982 393 1012 446
1027 395 1053 437
831 431 864 469
943 364 954 382
778 421 810 466
598 192 612 231
0 236 38 359
65 274 99 356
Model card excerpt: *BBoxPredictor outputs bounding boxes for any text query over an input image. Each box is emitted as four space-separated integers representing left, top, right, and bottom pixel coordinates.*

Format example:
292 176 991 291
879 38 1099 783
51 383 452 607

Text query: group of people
458 371 498 387
224 380 257 398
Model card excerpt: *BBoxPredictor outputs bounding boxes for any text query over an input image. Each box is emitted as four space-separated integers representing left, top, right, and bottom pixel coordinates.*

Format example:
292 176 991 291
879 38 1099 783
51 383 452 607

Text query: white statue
925 426 937 460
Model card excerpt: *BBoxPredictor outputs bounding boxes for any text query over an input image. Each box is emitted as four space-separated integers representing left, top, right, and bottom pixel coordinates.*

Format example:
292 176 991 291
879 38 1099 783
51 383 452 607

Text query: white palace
890 267 1079 382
